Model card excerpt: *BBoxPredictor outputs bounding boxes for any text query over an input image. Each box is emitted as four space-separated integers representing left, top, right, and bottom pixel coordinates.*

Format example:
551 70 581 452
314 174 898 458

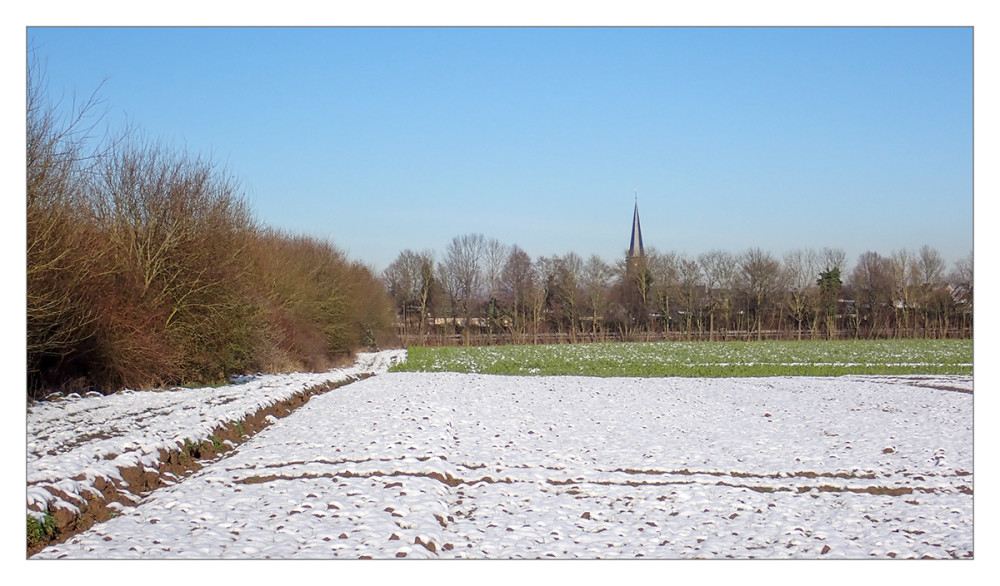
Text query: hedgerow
26 55 394 397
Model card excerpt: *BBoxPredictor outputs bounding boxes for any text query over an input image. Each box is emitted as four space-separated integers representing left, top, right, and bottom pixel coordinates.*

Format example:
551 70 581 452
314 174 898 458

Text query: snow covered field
30 357 972 559
27 351 405 528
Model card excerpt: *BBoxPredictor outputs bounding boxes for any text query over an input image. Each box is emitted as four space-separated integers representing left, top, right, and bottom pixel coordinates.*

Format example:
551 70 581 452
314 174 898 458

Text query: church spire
629 191 644 258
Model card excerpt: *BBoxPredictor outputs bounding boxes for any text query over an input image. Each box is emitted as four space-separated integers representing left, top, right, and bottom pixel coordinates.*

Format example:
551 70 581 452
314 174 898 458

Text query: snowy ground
27 351 406 525
29 358 972 560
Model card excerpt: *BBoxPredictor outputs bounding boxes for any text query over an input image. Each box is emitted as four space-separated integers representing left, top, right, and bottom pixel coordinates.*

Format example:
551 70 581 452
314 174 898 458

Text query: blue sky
25 26 973 272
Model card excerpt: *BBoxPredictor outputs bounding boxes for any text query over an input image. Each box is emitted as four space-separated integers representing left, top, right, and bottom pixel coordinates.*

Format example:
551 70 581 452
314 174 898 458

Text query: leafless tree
581 254 614 339
383 249 435 340
849 251 894 338
479 238 510 342
783 248 818 340
384 234 971 344
952 250 973 289
383 251 418 330
739 248 783 340
646 249 677 334
548 253 584 340
530 256 557 343
416 254 436 343
915 245 947 336
622 253 655 335
820 247 847 274
950 250 973 335
699 249 737 340
439 233 486 343
483 238 510 302
917 245 946 286
675 254 703 338
500 245 534 341
887 249 918 337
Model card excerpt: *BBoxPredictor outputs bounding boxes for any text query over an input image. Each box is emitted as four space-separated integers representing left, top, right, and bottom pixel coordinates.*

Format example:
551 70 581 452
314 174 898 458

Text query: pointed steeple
629 194 644 258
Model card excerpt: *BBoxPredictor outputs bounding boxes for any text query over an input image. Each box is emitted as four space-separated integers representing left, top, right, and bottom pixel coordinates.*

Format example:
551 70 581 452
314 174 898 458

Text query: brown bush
26 57 395 396
90 137 260 387
26 55 111 394
244 230 395 373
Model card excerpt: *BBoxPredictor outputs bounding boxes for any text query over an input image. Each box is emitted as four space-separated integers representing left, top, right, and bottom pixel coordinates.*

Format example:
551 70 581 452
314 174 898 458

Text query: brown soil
26 373 372 557
236 468 499 488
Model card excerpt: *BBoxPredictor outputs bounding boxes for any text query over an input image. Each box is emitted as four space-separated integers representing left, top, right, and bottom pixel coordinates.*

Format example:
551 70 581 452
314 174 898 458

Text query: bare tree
530 256 557 343
917 245 946 286
848 251 894 338
699 249 737 340
581 254 614 339
439 233 486 343
383 235 971 345
950 250 973 336
383 250 418 335
646 249 677 335
383 249 435 341
952 250 973 290
548 253 584 341
783 248 818 340
674 254 703 338
887 249 917 337
739 248 783 340
500 245 534 341
916 245 946 336
482 238 510 302
416 254 436 343
622 253 655 335
481 238 510 342
820 247 847 274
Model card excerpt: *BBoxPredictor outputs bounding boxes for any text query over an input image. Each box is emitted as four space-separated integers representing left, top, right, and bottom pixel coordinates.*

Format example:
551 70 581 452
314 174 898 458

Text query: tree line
26 58 394 398
383 234 973 346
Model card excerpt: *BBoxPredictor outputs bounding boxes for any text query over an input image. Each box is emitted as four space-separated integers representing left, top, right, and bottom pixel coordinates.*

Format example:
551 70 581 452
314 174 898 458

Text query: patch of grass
27 512 57 547
182 437 201 460
209 434 223 452
391 339 972 377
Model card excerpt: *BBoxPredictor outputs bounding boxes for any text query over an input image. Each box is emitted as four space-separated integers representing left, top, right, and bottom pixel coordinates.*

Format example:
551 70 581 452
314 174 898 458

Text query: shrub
26 57 395 396
26 55 111 394
27 512 57 547
245 230 395 372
